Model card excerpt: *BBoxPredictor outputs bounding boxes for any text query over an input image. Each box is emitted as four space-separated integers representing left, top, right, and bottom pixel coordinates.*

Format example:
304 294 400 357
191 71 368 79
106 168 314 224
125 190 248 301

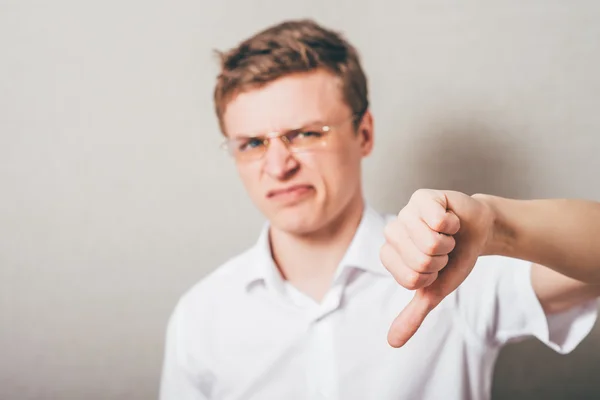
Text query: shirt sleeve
456 255 598 353
159 300 212 400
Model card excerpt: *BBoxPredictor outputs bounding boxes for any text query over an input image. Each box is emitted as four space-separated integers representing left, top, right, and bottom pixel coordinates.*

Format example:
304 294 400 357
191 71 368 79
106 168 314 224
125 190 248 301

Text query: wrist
473 194 516 257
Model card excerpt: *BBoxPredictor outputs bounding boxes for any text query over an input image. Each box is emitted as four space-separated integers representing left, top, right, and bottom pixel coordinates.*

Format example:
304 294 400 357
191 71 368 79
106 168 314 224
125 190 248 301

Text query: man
160 19 600 400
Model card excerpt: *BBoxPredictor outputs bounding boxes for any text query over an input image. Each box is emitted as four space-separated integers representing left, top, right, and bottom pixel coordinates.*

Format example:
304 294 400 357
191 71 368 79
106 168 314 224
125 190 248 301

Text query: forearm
479 195 600 284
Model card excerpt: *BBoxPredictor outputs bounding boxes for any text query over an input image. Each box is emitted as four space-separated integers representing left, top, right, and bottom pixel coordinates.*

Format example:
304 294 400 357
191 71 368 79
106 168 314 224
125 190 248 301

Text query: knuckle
424 233 442 255
445 211 461 234
431 216 446 232
430 255 449 273
416 253 434 273
403 271 421 290
411 188 428 200
379 244 391 267
403 211 413 222
383 222 396 243
431 211 452 232
384 220 409 250
380 243 398 272
396 207 410 223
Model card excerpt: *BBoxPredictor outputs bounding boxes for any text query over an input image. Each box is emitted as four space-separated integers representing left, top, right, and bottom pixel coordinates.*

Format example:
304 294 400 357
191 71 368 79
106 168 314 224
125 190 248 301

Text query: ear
357 110 374 157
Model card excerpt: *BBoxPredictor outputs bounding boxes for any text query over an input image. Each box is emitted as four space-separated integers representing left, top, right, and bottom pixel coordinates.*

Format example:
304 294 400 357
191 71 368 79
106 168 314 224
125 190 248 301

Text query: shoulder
164 246 259 357
161 247 260 376
175 246 258 316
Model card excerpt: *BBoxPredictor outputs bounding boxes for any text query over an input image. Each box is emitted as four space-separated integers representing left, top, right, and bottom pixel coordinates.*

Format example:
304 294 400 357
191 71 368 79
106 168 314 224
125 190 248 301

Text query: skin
222 69 374 300
222 68 600 347
381 190 600 348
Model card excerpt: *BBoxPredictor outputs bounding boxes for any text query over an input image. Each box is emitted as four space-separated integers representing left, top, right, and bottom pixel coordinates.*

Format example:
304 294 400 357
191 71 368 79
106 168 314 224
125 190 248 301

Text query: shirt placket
304 272 350 400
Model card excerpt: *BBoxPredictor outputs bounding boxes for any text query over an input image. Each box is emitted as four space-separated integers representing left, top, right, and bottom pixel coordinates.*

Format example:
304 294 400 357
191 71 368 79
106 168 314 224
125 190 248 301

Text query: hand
380 189 495 348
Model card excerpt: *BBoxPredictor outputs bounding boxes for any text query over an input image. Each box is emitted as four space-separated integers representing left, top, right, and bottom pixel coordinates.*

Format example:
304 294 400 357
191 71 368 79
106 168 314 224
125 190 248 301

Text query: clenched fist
380 189 496 348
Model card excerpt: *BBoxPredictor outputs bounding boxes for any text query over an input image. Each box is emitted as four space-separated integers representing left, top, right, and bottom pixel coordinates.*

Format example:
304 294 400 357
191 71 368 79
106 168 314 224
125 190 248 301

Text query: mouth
266 184 314 202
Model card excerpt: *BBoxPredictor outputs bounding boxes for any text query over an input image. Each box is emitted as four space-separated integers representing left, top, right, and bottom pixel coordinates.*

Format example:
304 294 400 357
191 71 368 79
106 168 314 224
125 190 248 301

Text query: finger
384 220 449 274
387 290 441 348
415 195 460 235
380 243 438 290
403 247 448 275
405 215 456 256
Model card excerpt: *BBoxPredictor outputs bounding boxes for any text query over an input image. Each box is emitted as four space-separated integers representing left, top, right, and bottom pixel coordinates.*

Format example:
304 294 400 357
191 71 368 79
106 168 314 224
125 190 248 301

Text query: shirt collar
244 205 391 289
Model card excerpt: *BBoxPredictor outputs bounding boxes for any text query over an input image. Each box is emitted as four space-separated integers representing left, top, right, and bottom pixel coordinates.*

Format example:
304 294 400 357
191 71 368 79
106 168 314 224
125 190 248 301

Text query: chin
267 204 326 235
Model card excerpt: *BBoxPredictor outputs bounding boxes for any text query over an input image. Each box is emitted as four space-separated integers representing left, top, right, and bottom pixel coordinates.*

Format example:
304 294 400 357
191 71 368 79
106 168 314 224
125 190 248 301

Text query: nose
262 137 299 179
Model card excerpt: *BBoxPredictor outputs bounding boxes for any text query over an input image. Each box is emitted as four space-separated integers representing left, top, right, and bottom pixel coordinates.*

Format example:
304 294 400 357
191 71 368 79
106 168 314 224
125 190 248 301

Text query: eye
238 138 264 152
289 130 323 141
300 130 322 137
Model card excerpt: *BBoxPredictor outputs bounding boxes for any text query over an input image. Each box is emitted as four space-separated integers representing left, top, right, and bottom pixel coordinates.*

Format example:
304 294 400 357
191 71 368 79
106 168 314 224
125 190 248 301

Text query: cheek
236 164 262 194
296 153 326 184
301 150 360 190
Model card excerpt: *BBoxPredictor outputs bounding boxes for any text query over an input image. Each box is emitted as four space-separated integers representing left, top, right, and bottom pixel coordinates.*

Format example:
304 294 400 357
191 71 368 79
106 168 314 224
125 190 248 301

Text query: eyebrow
231 119 326 139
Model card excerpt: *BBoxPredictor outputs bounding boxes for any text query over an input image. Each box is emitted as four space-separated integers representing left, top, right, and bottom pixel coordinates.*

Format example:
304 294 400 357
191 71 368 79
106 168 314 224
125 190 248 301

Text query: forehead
223 69 349 138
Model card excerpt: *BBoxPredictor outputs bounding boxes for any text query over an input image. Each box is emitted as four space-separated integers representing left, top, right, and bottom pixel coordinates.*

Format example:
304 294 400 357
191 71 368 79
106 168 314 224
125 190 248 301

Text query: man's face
222 69 374 235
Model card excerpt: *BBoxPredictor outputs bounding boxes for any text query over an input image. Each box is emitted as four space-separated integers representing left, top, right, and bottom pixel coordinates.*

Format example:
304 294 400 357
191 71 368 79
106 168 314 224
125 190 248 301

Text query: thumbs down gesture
380 189 496 348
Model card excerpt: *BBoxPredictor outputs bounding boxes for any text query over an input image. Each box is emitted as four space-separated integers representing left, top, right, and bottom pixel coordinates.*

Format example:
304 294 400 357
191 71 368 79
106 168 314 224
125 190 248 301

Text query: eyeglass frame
220 112 365 162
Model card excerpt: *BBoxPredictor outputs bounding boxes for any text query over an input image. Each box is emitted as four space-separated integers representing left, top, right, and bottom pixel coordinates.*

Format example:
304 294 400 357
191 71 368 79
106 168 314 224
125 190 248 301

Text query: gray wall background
1 1 599 399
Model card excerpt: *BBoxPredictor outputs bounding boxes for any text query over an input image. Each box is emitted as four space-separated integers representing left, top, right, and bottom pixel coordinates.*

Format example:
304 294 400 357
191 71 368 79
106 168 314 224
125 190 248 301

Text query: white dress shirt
159 206 598 400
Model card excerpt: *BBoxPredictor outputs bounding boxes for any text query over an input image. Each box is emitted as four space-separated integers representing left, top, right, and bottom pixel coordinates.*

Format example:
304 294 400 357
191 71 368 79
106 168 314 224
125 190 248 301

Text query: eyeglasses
221 113 361 163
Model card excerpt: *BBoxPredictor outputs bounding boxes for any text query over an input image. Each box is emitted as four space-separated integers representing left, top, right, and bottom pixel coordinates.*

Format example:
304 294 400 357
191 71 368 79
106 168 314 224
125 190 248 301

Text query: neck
269 195 365 302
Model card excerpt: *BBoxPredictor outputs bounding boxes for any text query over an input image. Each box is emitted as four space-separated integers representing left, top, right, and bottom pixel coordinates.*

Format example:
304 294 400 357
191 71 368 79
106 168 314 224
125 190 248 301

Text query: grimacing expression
222 69 374 235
